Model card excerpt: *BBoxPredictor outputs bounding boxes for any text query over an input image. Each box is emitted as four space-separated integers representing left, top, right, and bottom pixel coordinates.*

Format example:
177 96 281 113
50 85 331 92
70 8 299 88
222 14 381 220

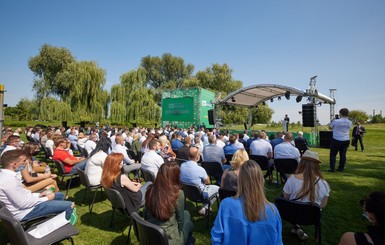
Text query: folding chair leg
206 202 211 228
110 209 116 227
127 218 132 244
66 176 74 196
82 189 87 205
89 190 98 213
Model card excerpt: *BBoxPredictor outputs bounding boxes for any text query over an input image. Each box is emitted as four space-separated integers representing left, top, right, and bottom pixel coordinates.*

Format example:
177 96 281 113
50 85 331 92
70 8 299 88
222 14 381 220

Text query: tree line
5 44 273 126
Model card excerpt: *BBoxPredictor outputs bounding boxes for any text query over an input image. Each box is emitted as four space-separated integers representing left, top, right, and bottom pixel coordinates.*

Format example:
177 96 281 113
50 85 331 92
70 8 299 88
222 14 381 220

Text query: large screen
162 97 194 122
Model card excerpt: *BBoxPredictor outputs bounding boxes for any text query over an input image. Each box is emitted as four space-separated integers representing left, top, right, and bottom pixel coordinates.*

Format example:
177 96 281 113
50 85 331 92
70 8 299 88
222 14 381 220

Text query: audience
180 147 219 216
220 149 249 192
339 191 385 245
211 160 283 244
52 137 87 174
101 153 150 214
141 139 164 177
144 162 194 245
283 150 330 240
294 131 309 156
85 137 111 186
0 150 76 223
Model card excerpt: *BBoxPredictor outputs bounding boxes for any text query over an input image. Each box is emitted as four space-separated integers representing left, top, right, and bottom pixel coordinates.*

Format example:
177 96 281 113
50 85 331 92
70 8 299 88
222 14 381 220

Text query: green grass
1 124 385 245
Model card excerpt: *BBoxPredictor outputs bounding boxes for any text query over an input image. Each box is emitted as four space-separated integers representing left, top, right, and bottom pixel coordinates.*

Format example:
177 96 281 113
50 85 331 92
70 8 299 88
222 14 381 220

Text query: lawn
1 124 385 245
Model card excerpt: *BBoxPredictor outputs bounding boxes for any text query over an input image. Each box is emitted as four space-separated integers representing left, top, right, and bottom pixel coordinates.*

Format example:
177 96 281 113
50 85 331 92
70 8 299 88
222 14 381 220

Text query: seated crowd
0 124 383 245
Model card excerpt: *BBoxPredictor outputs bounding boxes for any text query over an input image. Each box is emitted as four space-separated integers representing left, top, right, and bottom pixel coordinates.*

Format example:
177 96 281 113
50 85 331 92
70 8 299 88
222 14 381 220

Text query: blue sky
1 0 384 124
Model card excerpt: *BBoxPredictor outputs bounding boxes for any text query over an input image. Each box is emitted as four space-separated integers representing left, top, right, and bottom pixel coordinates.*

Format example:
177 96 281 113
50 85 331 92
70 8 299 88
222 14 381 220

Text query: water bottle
45 165 51 174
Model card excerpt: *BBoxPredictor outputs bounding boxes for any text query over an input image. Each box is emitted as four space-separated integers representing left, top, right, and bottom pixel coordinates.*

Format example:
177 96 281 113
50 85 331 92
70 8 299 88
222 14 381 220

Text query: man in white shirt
140 139 164 177
249 132 273 159
111 135 138 174
274 133 301 162
84 133 97 155
0 150 75 222
1 135 21 156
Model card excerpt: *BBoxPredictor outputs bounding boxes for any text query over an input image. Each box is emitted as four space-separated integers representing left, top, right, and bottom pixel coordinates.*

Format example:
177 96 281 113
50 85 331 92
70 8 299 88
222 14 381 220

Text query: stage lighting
285 91 290 100
317 102 322 106
278 96 281 100
296 95 302 103
270 98 274 102
231 96 236 102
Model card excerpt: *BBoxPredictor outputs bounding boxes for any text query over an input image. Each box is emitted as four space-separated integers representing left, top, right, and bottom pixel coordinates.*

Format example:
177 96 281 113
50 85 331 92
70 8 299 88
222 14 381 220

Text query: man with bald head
274 132 301 182
180 147 219 216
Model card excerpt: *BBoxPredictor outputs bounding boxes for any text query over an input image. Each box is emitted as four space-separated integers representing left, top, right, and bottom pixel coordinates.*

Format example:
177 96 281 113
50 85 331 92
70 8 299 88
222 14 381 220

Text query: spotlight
285 91 290 100
255 105 259 109
262 101 266 106
270 98 274 103
278 96 281 100
296 95 302 103
317 102 322 106
231 96 236 102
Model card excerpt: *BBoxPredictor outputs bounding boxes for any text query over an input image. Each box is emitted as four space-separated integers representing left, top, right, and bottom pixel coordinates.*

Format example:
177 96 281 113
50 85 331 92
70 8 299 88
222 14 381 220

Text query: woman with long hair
85 137 111 186
144 162 193 245
283 150 330 240
20 142 59 193
220 149 249 192
211 160 283 244
101 153 150 214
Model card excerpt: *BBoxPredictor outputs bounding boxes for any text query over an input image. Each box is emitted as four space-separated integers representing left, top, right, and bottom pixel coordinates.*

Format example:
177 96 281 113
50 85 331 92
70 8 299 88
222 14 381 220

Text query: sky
1 0 384 125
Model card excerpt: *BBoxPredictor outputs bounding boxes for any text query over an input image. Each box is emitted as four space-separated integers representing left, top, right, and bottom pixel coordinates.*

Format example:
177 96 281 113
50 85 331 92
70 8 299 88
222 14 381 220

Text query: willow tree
55 61 107 121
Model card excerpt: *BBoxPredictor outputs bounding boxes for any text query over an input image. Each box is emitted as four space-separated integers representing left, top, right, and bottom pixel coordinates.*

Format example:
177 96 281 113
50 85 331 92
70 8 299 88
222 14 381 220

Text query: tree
349 110 369 123
141 53 194 89
29 44 75 119
370 114 384 123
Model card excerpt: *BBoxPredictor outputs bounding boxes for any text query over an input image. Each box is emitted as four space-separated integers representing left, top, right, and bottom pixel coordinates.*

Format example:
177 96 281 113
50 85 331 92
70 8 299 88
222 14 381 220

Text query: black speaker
208 109 214 125
62 121 68 129
319 131 333 148
302 104 316 127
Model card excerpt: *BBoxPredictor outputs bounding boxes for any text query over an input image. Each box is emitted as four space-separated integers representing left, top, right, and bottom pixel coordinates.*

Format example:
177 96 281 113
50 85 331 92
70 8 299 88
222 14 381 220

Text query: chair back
200 161 223 183
180 182 204 203
0 207 29 245
45 147 53 158
77 168 91 188
77 144 89 158
274 158 299 175
225 154 234 164
249 155 269 170
105 188 127 212
141 168 156 182
218 188 237 201
275 197 322 244
53 160 66 175
131 212 169 245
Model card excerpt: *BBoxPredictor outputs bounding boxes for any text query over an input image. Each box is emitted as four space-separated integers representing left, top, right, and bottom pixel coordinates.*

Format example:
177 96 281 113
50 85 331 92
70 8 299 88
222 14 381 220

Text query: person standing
352 122 366 152
329 108 352 172
283 114 290 132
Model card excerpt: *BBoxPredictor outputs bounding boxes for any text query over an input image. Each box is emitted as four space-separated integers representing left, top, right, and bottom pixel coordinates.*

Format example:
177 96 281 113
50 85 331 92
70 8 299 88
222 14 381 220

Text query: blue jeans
21 192 74 221
69 159 87 174
329 139 350 171
202 184 219 209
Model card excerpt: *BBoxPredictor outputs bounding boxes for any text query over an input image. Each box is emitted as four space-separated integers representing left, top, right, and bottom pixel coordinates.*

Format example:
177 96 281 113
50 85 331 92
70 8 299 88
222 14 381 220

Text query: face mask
155 149 161 155
16 164 26 172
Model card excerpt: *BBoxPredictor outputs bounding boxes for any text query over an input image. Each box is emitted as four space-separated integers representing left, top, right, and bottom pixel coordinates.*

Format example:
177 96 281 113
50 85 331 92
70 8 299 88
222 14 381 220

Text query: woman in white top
85 138 111 186
283 150 330 240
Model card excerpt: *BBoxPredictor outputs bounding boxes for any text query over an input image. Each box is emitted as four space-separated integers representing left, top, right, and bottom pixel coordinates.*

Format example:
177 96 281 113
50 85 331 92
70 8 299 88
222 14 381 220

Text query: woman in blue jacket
211 160 283 245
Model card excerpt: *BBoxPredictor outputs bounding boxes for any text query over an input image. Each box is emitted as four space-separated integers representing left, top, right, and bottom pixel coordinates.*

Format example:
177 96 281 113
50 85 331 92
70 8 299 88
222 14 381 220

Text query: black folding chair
200 161 223 185
53 160 78 196
131 212 169 245
77 169 103 213
180 182 219 228
275 197 322 245
140 168 156 182
0 206 79 245
218 188 237 201
274 158 299 185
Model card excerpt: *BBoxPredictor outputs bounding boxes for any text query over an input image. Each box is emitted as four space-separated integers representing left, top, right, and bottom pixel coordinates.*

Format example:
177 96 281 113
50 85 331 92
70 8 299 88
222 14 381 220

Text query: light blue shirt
180 160 207 190
203 144 225 163
211 197 283 245
330 117 352 141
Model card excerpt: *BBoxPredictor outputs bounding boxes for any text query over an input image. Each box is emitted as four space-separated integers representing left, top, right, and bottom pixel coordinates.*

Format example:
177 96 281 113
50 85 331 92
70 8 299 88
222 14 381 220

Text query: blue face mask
16 164 26 172
155 149 161 155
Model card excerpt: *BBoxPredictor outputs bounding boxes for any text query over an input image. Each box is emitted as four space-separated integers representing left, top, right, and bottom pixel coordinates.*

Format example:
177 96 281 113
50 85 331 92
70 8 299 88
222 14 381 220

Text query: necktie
356 126 360 135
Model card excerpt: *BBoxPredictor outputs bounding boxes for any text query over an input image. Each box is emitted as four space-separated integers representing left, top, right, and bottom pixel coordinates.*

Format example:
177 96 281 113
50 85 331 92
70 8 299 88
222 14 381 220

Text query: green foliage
349 110 369 123
141 53 194 89
370 114 384 123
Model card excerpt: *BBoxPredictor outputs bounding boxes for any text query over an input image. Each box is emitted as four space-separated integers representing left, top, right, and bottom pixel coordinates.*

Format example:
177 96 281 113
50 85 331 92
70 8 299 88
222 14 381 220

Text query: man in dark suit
352 122 366 151
294 131 309 156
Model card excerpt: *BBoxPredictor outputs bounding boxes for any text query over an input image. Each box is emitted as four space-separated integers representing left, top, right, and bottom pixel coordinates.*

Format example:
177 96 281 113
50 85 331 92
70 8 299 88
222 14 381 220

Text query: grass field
1 124 385 245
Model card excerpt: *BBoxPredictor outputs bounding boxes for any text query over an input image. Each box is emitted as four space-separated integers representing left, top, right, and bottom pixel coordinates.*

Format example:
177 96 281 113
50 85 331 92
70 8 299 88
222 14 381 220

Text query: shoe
70 207 78 225
337 169 343 172
291 225 300 234
296 228 309 240
328 169 335 172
